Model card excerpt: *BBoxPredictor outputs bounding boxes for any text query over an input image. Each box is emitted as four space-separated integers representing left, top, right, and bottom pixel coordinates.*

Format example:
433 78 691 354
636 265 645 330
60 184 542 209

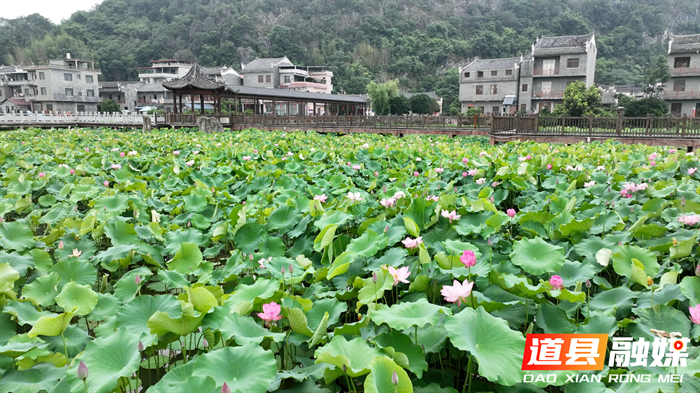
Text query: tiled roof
226 85 367 104
138 83 168 93
162 63 225 91
241 57 293 72
534 33 594 49
669 34 700 53
6 97 31 106
462 57 522 71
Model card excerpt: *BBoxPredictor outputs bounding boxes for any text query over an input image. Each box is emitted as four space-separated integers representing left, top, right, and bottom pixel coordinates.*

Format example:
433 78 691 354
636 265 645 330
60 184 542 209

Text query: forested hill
2 0 700 106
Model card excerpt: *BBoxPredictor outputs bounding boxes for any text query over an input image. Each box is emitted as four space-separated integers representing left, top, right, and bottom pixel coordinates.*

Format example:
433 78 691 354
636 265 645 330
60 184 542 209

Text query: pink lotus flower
650 161 656 166
669 149 677 153
467 169 478 176
380 197 396 207
462 158 469 164
314 194 327 203
401 236 422 249
347 162 352 166
426 195 439 202
242 156 251 161
462 172 468 177
173 150 180 156
70 169 75 174
375 171 379 176
70 249 82 258
353 165 361 170
460 250 476 267
441 209 461 223
185 160 195 167
387 266 410 286
620 189 628 197
526 154 532 160
649 153 657 160
416 157 422 162
104 181 109 187
135 275 141 285
476 178 486 185
689 305 700 325
413 171 420 177
346 192 362 202
549 275 564 289
596 166 605 171
435 168 444 173
584 181 596 188
77 361 88 380
120 152 125 157
84 147 89 152
507 209 516 218
128 151 138 156
38 172 45 178
222 382 232 393
441 280 474 306
546 164 553 170
257 302 282 322
492 181 500 187
689 167 697 175
518 156 526 162
111 164 122 169
58 240 64 250
679 215 700 226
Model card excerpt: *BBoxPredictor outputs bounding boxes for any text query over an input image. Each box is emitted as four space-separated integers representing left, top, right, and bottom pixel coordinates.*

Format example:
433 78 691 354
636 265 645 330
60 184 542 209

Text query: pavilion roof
162 63 225 91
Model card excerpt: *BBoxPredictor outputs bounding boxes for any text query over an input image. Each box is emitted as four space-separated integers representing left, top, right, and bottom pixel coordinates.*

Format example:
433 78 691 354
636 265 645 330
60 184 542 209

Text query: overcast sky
3 0 104 23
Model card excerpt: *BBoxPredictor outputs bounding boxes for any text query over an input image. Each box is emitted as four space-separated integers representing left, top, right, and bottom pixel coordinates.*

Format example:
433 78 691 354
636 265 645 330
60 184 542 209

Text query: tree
389 95 411 115
623 98 668 117
100 99 120 113
643 56 670 98
448 99 462 116
556 81 603 117
366 80 398 116
409 94 434 115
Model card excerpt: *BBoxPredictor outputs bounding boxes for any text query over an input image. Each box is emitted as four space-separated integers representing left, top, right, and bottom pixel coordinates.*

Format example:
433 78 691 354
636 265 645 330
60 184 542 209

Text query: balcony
52 93 101 103
670 67 700 77
533 68 560 76
531 91 564 99
663 90 700 100
23 64 100 73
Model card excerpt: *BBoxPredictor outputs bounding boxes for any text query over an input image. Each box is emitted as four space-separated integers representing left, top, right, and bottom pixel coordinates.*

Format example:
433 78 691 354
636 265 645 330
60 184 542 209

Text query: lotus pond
0 128 699 393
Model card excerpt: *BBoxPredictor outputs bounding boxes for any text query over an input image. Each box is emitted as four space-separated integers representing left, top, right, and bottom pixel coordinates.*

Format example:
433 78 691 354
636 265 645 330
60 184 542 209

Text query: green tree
448 99 462 116
389 95 411 115
642 56 671 98
556 81 603 116
465 107 483 116
366 80 398 116
409 94 434 115
624 98 668 117
100 99 120 113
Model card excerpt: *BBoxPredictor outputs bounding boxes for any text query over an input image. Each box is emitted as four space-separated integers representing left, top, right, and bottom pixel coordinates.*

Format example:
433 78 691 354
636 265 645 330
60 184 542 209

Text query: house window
46 104 53 111
490 85 497 94
24 89 29 96
477 71 483 77
506 69 512 75
39 72 45 80
77 104 85 112
87 89 94 97
491 70 497 76
258 75 263 83
567 58 580 68
283 75 291 84
522 84 528 92
65 88 73 96
35 103 42 112
86 75 93 83
475 85 483 95
492 106 499 114
673 80 686 92
77 91 82 96
464 72 470 78
41 87 46 95
33 88 38 95
64 73 72 81
671 103 682 115
76 74 81 79
265 75 271 83
478 106 484 113
520 104 527 112
674 57 690 68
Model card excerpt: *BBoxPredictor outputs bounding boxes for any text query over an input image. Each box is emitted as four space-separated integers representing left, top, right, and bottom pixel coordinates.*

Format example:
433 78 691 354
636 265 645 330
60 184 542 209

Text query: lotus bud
249 253 253 261
77 361 89 380
135 275 141 285
384 226 389 233
138 341 144 352
58 240 64 250
203 339 209 348
556 179 559 185
392 371 399 386
372 272 378 283
647 276 653 287
487 238 492 247
281 266 285 275
585 280 591 288
221 383 232 393
695 264 700 277
619 241 623 246
288 264 294 274
343 365 347 373
682 197 686 207
611 201 615 208
490 196 494 203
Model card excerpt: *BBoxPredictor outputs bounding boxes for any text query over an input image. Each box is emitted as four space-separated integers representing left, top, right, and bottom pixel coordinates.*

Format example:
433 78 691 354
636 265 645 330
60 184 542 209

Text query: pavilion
162 63 368 115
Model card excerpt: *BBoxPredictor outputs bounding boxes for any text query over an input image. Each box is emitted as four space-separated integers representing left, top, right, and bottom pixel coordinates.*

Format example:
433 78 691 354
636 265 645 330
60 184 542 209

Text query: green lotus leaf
313 224 337 252
55 281 98 316
286 307 314 337
147 301 204 337
0 262 20 293
223 278 278 315
629 305 691 339
0 362 66 393
612 245 658 278
444 306 525 386
314 210 353 230
215 312 285 345
0 221 35 252
679 276 700 306
346 230 388 257
510 237 565 275
157 269 191 289
315 336 386 378
164 229 203 254
115 294 182 345
103 221 140 246
414 384 459 393
364 356 413 393
0 334 49 357
184 286 219 313
3 300 53 326
191 344 277 393
233 223 265 254
267 205 302 233
183 193 208 212
374 330 428 378
27 310 74 337
41 324 91 358
49 259 97 290
372 298 450 330
87 293 122 321
113 266 153 302
146 362 196 393
94 193 129 214
166 242 203 274
357 268 394 306
306 298 348 331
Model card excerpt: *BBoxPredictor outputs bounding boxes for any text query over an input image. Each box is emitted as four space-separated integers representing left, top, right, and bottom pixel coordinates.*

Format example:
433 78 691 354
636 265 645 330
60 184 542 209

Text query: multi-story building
98 81 141 112
138 59 193 84
240 57 333 94
458 33 596 114
0 54 101 113
664 33 700 117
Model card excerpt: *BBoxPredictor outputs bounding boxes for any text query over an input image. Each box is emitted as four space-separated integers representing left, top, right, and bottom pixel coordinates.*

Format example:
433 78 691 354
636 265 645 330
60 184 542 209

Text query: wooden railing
0 112 151 126
491 114 700 139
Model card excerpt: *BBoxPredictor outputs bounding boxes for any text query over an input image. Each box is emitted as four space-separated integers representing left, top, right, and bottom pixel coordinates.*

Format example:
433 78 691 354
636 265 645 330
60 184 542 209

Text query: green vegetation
99 99 120 113
366 80 398 116
1 0 699 109
0 129 700 392
623 97 669 117
553 81 611 117
389 95 411 115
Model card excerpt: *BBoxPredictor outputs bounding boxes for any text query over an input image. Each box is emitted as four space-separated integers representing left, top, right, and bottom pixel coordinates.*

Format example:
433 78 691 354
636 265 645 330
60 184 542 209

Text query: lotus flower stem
83 380 88 393
61 332 68 359
414 325 418 346
182 337 188 363
462 354 473 393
